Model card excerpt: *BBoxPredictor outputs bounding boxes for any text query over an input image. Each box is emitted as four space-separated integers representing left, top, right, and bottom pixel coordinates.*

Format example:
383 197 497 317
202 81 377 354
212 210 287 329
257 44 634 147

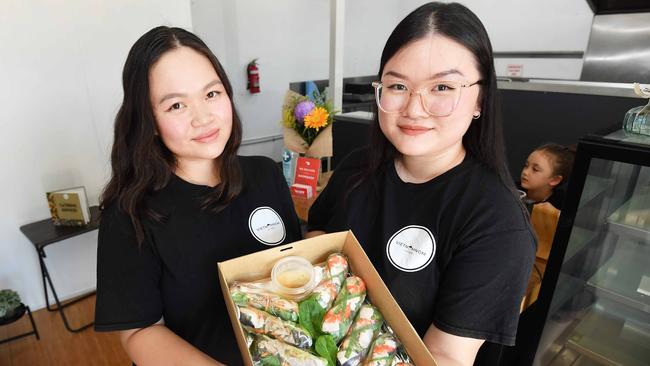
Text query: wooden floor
0 295 130 366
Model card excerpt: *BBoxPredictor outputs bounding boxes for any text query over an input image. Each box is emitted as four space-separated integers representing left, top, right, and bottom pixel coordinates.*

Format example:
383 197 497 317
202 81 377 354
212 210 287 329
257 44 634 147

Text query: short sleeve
94 205 163 331
433 229 536 346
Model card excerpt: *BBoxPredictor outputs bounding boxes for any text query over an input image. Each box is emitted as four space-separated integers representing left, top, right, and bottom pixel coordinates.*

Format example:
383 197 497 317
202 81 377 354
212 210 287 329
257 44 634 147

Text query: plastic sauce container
271 256 316 299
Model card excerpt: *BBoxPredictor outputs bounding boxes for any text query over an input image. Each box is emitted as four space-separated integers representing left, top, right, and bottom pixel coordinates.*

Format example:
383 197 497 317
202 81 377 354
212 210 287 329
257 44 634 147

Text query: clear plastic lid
271 256 316 298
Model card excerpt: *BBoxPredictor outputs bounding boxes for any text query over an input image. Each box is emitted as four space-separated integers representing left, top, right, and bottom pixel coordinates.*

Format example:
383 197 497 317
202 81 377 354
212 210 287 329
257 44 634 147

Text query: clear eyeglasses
371 80 482 117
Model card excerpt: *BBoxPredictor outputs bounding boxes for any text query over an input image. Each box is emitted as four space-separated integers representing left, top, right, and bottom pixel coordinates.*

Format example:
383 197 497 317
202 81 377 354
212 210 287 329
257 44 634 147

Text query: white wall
192 0 594 158
0 0 192 310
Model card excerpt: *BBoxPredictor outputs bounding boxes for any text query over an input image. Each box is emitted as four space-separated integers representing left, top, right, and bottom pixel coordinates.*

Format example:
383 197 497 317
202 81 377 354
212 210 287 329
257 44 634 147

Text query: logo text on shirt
248 207 286 245
386 225 436 272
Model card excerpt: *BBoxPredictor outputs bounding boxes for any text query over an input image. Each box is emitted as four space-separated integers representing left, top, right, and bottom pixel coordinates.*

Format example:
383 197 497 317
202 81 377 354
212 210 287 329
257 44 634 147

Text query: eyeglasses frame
371 80 482 117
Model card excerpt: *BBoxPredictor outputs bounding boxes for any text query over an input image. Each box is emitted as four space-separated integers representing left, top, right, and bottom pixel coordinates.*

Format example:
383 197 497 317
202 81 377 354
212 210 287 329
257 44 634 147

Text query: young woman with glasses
308 3 535 365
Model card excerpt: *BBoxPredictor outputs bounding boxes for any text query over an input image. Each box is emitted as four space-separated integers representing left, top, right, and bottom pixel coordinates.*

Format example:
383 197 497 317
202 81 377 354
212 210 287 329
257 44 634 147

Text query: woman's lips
399 125 432 136
194 129 219 143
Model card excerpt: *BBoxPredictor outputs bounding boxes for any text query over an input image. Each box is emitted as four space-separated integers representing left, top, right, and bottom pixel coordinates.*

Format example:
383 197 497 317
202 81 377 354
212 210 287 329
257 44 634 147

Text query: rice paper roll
306 253 350 311
337 304 384 366
321 275 367 343
231 284 299 322
250 334 328 366
326 253 349 289
362 333 399 366
238 306 312 349
309 278 340 311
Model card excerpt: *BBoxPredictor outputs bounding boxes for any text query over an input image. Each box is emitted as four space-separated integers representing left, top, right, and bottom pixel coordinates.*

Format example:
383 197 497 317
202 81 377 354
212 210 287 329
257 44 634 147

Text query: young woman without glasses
95 26 301 365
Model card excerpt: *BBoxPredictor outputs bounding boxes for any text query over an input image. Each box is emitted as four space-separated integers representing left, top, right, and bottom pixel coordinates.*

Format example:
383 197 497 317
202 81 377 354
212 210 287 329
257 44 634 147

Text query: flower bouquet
282 89 336 158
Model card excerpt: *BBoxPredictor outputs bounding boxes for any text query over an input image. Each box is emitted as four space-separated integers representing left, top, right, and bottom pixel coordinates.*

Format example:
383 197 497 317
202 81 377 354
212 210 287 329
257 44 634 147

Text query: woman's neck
526 187 553 203
395 144 466 184
175 158 220 187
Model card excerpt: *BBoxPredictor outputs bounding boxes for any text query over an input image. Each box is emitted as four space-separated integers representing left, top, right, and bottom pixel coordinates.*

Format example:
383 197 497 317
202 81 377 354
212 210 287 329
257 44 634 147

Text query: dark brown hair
536 143 575 183
353 2 519 201
100 26 243 244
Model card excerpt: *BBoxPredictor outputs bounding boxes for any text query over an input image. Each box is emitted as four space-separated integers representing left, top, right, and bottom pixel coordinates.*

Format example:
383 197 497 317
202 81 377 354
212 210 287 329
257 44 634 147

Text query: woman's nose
191 102 214 127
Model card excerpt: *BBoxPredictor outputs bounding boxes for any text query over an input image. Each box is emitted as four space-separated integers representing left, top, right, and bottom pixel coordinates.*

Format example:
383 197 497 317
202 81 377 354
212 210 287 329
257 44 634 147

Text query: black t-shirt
95 156 302 365
309 150 536 346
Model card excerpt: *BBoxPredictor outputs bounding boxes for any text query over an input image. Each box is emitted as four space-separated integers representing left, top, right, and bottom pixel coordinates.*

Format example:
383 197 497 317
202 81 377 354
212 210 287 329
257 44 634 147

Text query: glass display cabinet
524 126 650 366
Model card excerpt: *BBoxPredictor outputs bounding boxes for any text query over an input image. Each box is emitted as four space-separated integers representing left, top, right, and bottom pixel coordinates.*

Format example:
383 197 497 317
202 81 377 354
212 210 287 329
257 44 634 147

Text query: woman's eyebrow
158 80 223 105
203 79 223 91
158 92 186 105
383 69 465 80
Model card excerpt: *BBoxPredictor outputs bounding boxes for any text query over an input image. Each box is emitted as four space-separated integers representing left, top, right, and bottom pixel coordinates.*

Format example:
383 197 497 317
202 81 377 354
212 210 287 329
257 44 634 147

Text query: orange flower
303 107 329 130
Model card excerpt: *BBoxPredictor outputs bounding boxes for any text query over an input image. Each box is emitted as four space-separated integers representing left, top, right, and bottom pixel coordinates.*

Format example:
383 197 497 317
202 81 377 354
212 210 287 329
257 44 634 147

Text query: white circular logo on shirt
386 225 436 272
248 207 286 246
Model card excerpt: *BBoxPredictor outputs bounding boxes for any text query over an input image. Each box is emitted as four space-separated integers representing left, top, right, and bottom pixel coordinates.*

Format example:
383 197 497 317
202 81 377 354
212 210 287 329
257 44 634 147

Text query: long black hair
361 2 516 194
100 26 243 244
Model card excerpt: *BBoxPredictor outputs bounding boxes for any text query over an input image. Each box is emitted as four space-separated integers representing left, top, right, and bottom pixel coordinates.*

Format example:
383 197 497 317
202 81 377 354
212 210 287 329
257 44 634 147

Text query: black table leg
0 305 40 344
38 249 94 333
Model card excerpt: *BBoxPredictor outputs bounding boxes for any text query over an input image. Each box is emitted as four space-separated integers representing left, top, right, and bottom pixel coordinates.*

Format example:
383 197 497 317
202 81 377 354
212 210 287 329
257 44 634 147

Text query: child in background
520 143 575 210
520 143 575 307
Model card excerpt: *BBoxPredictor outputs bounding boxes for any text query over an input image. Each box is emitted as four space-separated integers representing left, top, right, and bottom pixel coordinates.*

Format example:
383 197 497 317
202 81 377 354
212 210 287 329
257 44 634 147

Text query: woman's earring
472 112 481 120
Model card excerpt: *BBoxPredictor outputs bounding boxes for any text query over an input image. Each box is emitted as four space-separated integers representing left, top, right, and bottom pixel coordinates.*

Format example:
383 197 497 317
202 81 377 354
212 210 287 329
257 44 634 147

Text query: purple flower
294 100 315 125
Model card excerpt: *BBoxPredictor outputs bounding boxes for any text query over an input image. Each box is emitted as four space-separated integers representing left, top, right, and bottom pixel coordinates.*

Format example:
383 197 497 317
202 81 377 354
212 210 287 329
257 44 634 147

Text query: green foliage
231 291 248 306
298 297 325 338
315 335 337 366
298 298 338 366
0 289 21 318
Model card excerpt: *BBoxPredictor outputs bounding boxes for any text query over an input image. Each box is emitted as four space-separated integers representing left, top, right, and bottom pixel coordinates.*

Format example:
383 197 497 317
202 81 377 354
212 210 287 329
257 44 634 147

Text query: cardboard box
218 231 437 365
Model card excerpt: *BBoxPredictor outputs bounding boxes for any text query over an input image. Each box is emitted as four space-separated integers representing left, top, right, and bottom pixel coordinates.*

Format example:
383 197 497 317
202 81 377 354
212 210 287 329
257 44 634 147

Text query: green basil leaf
315 335 337 366
298 298 325 338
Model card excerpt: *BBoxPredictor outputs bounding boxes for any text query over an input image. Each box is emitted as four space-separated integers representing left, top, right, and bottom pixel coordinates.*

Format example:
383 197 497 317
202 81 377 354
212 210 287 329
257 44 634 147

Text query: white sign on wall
507 64 524 77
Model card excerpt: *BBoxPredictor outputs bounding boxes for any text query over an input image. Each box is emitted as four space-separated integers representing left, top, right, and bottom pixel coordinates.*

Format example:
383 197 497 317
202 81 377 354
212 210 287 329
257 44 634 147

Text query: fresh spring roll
238 306 312 349
362 333 399 366
310 279 340 310
308 253 350 311
337 304 384 366
250 334 328 366
327 253 349 288
231 283 299 322
322 275 367 343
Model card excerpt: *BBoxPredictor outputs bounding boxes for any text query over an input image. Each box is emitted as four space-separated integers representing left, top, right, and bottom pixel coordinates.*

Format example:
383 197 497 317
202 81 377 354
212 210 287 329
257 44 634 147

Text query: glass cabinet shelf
528 128 650 366
565 298 650 366
586 239 650 313
606 189 650 242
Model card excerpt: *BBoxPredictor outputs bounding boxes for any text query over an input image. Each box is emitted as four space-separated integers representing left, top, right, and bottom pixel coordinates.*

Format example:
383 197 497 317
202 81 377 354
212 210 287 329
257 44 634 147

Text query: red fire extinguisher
247 59 260 94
